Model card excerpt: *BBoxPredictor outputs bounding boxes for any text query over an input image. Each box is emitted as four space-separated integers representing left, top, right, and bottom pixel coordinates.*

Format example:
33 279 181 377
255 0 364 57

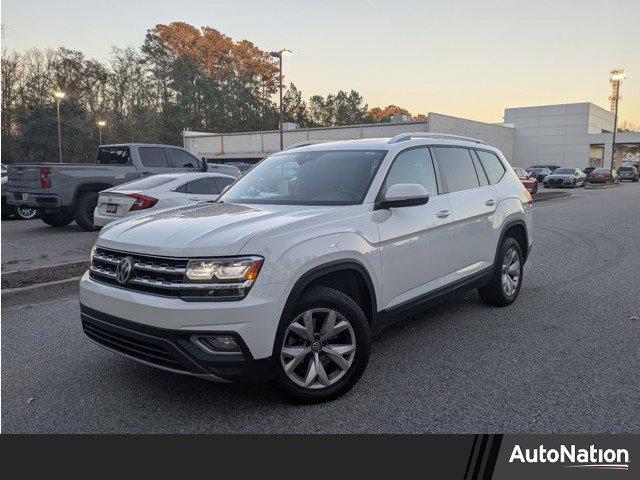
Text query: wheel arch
496 219 529 264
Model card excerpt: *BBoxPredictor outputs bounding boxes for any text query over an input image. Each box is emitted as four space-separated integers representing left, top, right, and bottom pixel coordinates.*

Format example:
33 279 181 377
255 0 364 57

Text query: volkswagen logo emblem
116 257 134 285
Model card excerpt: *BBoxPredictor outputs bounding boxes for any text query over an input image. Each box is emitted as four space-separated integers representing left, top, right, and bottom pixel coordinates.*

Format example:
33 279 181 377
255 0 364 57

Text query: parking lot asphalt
1 219 98 273
2 183 639 433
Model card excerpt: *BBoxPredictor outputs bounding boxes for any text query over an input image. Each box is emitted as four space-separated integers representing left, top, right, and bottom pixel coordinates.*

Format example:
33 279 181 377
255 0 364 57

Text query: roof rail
387 132 486 145
283 140 327 151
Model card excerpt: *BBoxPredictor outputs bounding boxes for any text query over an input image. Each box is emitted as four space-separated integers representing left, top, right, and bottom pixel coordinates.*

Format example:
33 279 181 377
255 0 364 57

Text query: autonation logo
509 444 630 471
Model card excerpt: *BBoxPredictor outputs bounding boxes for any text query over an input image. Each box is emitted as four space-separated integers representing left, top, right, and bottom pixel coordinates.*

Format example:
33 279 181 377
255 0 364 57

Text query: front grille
90 247 188 297
82 318 188 372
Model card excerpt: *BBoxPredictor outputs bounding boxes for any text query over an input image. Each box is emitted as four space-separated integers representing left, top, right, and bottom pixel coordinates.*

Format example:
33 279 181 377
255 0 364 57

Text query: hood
97 202 337 257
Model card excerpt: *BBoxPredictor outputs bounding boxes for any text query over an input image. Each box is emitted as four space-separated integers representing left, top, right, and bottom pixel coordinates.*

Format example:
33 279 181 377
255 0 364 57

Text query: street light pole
54 91 65 163
609 70 627 172
97 120 106 145
269 49 292 151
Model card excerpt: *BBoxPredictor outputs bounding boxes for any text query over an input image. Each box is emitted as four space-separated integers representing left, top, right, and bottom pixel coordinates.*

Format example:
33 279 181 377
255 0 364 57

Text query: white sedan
94 172 236 227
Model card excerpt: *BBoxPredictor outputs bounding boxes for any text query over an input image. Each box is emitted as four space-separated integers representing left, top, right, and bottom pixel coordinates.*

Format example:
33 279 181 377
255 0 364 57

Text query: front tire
478 237 524 307
274 286 371 403
41 210 74 227
74 192 99 231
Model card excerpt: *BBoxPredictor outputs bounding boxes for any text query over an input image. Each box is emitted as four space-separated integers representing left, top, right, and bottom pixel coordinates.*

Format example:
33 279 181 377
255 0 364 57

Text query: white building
184 102 639 170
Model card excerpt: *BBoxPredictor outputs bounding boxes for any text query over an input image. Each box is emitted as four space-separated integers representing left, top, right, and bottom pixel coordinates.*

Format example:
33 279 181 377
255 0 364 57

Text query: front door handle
436 210 451 219
485 199 496 207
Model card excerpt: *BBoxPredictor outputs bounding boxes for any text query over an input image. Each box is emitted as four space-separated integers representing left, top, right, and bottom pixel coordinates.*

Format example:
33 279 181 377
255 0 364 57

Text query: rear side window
432 147 479 193
97 147 130 165
139 147 168 167
114 176 177 191
382 147 438 196
166 148 199 169
215 176 235 191
187 178 220 195
476 150 505 184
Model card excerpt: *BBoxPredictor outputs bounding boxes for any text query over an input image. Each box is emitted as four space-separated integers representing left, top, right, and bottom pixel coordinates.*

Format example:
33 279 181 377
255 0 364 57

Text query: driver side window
382 147 438 197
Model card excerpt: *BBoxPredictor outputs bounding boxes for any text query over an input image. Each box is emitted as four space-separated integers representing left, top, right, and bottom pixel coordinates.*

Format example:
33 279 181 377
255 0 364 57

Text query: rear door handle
485 199 496 206
436 210 451 219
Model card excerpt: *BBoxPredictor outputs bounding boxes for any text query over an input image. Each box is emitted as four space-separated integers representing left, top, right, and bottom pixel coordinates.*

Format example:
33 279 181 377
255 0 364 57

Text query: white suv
80 133 533 402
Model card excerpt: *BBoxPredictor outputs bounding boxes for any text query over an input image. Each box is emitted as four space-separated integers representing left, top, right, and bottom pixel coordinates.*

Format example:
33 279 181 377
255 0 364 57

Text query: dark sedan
586 168 617 184
527 167 552 182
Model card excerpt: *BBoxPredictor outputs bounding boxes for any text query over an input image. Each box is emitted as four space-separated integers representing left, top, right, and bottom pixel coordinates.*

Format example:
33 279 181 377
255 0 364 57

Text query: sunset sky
3 0 639 125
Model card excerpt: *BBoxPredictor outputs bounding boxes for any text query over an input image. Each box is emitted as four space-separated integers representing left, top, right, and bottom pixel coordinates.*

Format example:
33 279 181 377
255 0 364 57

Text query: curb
584 183 623 189
2 276 81 308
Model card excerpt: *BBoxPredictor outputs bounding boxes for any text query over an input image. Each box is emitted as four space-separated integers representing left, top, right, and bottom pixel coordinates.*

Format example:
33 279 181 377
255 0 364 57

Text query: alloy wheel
280 308 356 390
501 247 520 297
16 205 38 220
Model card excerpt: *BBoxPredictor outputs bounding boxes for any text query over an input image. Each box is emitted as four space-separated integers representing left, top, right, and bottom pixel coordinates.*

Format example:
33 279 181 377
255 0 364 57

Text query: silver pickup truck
6 144 213 230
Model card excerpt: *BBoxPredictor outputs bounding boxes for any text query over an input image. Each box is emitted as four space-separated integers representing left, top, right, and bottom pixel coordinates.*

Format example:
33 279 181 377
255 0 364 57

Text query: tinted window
139 147 168 167
476 150 506 184
97 146 130 165
220 150 386 205
113 176 177 191
215 176 235 190
167 148 199 169
433 147 480 192
382 147 438 196
471 152 490 186
187 178 219 195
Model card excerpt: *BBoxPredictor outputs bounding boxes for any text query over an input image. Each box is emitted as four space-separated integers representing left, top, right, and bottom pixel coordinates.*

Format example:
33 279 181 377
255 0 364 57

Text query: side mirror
375 183 429 210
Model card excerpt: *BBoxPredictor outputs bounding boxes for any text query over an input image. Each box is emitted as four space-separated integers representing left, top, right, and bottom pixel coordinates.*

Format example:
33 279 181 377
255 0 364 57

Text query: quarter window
476 150 506 184
382 147 438 197
139 147 168 168
432 147 480 192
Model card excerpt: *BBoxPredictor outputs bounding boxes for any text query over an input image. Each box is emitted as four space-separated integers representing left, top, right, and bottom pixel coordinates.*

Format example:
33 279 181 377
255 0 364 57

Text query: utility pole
609 70 627 171
269 49 292 150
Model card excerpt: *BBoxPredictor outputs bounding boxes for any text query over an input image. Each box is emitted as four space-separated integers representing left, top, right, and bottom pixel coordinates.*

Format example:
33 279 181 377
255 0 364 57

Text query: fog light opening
191 335 242 355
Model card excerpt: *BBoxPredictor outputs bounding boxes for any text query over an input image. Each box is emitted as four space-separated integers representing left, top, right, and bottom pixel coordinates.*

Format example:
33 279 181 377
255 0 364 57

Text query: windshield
219 150 387 205
554 168 575 174
593 168 609 173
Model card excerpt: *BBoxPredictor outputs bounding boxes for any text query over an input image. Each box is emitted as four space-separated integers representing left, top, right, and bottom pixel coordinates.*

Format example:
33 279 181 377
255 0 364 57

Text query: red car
514 167 539 194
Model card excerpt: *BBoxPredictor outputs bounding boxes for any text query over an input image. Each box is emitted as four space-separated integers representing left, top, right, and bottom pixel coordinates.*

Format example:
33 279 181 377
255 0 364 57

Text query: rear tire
41 211 74 227
478 237 524 307
74 192 99 231
274 286 371 403
15 205 39 220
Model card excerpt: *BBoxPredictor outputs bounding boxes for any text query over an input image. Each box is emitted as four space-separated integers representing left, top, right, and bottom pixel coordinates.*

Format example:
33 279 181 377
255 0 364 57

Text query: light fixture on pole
53 90 66 163
97 120 106 145
269 49 292 151
608 69 627 171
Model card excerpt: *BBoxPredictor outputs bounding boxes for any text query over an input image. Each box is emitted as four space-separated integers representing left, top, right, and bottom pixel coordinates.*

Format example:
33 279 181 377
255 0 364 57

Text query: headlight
183 256 263 301
89 245 97 264
186 257 263 282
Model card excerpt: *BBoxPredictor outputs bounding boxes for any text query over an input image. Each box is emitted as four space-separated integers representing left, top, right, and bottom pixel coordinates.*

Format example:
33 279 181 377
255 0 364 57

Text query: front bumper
81 304 276 383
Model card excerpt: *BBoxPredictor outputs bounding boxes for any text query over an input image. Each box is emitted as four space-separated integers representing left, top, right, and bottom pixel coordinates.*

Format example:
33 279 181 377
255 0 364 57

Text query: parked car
513 168 538 194
80 132 533 402
526 167 552 182
583 166 597 176
94 172 237 227
617 165 639 182
5 144 208 231
586 168 617 184
2 175 40 220
543 168 586 188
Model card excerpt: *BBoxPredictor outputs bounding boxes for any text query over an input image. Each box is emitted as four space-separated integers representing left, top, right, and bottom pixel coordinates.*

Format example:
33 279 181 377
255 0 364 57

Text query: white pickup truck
5 144 210 230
